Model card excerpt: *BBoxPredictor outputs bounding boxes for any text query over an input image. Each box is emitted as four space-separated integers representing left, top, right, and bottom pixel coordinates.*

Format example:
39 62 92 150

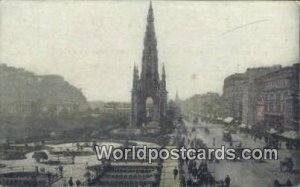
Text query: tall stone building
255 63 299 131
241 66 281 126
131 2 168 127
223 66 281 124
222 63 299 131
223 73 246 122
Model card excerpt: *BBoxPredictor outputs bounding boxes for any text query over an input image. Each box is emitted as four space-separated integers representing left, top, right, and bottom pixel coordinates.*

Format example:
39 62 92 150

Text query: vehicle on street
280 157 294 172
222 131 232 142
191 127 196 132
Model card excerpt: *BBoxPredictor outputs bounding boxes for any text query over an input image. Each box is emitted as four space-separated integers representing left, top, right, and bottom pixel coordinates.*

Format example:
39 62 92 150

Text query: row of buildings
223 63 299 132
0 64 88 116
183 92 224 120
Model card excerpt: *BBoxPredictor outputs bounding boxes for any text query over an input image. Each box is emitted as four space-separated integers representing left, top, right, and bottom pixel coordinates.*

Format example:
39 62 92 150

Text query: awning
279 131 300 140
223 117 233 124
239 124 246 128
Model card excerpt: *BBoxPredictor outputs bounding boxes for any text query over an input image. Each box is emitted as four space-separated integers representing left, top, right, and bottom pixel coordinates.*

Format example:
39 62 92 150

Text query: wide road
183 120 300 187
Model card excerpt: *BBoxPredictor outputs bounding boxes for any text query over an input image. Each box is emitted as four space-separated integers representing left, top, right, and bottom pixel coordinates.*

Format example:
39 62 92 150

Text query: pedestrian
225 175 231 187
75 179 81 186
181 175 186 187
273 179 280 187
68 177 74 186
47 172 52 184
173 166 178 180
286 179 292 187
208 175 214 186
59 165 64 177
187 177 192 187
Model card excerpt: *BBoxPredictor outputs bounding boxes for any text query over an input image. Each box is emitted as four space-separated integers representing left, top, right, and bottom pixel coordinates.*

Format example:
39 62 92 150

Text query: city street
159 146 180 187
183 120 300 187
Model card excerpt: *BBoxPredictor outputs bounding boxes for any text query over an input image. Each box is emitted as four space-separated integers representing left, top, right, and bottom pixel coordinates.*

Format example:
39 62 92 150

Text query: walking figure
173 167 178 180
76 179 81 186
58 165 64 177
286 179 292 187
273 179 280 187
225 175 231 187
68 177 74 186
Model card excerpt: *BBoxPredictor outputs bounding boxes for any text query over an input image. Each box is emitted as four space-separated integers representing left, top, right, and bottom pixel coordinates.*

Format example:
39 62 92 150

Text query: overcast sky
0 1 299 102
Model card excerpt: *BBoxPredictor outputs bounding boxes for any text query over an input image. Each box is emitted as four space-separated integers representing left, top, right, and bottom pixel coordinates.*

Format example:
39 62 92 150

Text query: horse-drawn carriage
264 138 279 149
280 157 294 172
204 127 210 134
223 131 232 142
228 141 243 161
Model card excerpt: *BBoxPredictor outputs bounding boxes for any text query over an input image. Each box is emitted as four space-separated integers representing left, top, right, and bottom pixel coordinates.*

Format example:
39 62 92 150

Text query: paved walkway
51 177 67 187
159 146 180 187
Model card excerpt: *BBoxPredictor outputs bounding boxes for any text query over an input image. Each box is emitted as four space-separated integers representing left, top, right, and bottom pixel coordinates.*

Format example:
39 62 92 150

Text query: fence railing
0 166 58 175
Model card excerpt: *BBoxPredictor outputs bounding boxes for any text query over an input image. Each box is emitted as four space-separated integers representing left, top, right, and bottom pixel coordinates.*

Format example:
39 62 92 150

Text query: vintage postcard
0 1 299 187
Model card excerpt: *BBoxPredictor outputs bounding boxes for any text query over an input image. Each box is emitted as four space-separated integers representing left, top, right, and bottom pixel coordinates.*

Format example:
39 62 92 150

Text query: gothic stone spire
141 1 159 88
131 2 167 127
132 64 139 90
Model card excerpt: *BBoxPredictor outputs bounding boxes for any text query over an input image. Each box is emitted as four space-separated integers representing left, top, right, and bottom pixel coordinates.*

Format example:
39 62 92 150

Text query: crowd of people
273 179 293 187
176 125 231 187
63 177 82 186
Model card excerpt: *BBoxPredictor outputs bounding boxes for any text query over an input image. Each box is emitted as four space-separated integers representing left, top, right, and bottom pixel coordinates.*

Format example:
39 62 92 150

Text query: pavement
183 120 300 187
159 146 180 187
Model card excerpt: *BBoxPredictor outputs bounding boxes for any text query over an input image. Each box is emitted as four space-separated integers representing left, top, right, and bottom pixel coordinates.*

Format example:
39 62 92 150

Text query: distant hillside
0 64 88 115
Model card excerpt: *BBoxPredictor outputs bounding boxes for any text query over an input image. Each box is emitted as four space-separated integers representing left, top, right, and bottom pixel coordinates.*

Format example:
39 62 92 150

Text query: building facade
131 3 168 127
222 66 282 125
223 73 246 122
255 63 299 131
241 66 281 126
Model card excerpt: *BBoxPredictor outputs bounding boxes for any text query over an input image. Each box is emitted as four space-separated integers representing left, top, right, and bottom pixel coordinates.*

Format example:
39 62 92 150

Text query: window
269 103 273 112
276 104 281 113
276 93 280 101
264 104 268 112
269 94 273 101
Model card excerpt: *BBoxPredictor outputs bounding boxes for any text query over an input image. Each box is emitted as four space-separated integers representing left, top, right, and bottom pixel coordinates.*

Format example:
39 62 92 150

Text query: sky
0 1 299 102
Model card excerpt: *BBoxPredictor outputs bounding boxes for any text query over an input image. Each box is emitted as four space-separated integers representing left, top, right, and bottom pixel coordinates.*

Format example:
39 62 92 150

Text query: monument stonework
131 3 168 127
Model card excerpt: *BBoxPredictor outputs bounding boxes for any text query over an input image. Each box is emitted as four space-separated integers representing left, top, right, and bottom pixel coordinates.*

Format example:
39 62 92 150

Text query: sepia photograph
0 0 299 186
